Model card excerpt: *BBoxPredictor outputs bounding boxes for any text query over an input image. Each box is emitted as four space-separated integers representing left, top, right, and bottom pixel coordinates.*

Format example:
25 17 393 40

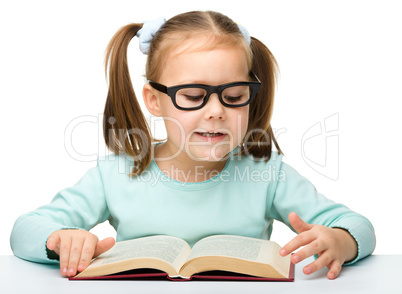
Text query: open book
70 235 294 281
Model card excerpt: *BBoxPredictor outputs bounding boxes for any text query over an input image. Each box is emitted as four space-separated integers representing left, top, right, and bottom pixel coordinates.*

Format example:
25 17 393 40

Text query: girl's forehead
150 34 252 82
163 37 252 73
169 45 247 62
166 34 248 58
159 46 250 85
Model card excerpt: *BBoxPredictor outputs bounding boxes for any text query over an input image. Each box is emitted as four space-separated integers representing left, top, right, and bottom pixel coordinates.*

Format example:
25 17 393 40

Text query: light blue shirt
10 152 375 265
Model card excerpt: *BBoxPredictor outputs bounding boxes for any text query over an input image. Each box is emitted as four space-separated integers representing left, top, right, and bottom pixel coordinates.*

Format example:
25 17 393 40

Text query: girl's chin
186 146 231 162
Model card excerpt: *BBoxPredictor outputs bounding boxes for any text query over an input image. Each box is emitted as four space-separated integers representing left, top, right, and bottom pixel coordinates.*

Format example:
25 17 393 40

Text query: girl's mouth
195 131 227 143
196 132 224 138
195 131 227 142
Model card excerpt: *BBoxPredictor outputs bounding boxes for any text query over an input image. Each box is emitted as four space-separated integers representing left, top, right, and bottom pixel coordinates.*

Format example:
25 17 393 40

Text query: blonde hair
104 10 282 176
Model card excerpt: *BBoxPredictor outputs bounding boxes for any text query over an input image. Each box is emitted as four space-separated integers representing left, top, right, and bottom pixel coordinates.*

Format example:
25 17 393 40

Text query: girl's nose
203 93 225 120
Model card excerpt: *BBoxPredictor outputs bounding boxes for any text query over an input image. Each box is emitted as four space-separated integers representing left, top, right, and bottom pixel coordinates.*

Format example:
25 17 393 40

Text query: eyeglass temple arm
148 81 168 94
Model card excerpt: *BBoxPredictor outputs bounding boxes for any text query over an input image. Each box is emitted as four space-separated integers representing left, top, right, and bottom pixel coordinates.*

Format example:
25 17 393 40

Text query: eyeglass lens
175 85 251 108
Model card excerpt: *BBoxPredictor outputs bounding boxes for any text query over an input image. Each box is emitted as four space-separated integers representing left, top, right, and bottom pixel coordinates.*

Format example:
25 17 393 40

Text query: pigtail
103 23 152 176
242 36 283 160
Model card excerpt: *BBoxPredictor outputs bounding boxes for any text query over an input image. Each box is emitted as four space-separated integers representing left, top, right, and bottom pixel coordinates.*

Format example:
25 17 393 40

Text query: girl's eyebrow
171 77 251 86
175 80 201 85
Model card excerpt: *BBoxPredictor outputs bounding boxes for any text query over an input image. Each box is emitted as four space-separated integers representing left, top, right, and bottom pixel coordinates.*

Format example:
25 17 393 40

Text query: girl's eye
222 86 250 104
224 95 243 103
176 88 206 104
184 94 204 101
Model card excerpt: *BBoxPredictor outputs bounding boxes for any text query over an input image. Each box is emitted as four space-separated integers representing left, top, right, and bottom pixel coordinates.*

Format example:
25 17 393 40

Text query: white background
1 0 401 256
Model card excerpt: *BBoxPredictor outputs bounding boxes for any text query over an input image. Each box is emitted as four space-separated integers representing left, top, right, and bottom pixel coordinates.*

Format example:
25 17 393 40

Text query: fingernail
280 249 286 256
293 255 300 263
68 268 75 275
304 266 312 275
62 267 67 274
328 272 335 279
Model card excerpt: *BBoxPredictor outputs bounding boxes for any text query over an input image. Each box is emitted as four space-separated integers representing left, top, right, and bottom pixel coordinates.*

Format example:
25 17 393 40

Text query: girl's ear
143 84 163 117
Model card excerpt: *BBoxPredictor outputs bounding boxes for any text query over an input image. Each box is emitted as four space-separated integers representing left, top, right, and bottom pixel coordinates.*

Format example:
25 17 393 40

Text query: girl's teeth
199 132 223 137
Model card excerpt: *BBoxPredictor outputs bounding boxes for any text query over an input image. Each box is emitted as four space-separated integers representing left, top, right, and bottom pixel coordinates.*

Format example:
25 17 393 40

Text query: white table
0 255 399 294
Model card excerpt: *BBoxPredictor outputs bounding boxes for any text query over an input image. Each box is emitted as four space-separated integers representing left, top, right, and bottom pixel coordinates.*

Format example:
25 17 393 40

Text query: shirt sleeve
268 161 376 265
10 162 110 264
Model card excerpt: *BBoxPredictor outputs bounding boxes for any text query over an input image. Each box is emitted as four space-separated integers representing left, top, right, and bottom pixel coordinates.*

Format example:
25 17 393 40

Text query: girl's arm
269 161 376 278
10 162 111 268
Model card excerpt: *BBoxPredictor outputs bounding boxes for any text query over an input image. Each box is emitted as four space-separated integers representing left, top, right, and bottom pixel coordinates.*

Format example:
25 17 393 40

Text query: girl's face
149 40 250 163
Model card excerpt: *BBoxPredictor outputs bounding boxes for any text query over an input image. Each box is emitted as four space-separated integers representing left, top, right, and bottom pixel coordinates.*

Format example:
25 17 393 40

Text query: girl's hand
46 229 115 277
279 212 358 280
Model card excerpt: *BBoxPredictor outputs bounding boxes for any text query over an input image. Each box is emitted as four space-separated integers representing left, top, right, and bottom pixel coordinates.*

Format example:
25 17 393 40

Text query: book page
186 235 275 263
90 235 191 272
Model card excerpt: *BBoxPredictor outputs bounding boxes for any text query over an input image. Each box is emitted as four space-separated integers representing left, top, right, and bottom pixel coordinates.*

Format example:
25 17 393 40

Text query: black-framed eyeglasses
148 73 261 111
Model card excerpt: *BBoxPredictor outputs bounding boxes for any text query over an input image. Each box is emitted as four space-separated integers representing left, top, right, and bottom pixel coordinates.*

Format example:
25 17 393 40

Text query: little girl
10 11 375 280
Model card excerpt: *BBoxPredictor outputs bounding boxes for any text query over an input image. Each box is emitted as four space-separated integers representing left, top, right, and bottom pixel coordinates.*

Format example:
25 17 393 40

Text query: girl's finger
66 237 85 277
291 239 326 264
58 236 72 276
77 236 98 272
303 252 333 275
327 260 342 280
280 231 315 257
288 212 314 234
46 233 60 253
94 237 116 257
